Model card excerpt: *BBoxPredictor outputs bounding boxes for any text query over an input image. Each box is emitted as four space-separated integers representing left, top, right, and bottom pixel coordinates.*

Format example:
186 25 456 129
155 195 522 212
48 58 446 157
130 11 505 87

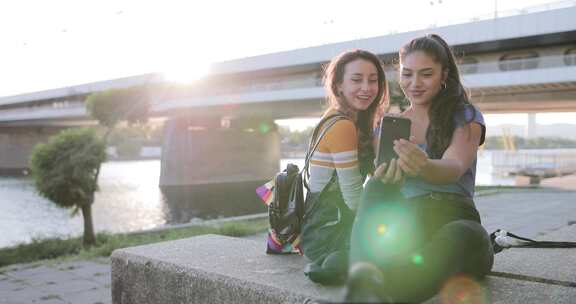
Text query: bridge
1 5 576 195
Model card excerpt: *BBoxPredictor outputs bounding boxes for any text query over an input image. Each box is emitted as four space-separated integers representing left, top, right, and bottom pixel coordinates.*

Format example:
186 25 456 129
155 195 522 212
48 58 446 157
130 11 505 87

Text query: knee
437 220 491 250
442 221 494 277
439 220 478 237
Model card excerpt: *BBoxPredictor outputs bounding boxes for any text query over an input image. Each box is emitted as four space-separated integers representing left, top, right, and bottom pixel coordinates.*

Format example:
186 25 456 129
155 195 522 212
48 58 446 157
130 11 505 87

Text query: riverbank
0 180 565 261
0 215 268 268
2 187 576 304
0 159 270 249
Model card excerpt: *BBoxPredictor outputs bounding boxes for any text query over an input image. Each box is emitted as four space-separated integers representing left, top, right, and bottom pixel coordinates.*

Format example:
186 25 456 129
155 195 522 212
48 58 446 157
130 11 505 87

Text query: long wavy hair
323 49 389 176
399 34 473 159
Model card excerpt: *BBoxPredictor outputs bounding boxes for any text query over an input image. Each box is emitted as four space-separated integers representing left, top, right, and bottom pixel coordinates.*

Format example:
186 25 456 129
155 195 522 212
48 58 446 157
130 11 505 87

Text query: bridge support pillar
159 116 280 219
525 113 537 138
0 126 64 175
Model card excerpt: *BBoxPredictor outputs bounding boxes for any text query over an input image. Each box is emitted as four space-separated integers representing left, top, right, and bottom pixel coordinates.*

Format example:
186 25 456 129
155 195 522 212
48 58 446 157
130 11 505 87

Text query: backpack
256 114 348 254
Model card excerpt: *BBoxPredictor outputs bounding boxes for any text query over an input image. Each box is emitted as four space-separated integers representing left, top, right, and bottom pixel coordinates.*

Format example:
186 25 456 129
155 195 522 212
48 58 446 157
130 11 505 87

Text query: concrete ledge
112 230 576 304
111 235 339 304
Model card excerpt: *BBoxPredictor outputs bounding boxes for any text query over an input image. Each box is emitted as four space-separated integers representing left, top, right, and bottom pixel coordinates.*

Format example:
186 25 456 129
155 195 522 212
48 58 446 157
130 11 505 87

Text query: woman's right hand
374 158 403 185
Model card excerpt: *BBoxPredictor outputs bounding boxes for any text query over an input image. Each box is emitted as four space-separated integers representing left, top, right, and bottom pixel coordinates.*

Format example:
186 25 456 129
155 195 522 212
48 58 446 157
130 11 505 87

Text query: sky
2 0 575 126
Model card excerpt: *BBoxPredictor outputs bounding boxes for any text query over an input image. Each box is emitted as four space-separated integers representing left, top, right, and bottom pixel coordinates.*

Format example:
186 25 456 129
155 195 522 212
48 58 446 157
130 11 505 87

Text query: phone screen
376 116 411 166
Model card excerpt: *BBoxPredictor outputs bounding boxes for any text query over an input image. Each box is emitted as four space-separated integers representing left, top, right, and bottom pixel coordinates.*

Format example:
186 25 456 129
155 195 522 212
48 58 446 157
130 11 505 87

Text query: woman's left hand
393 138 429 177
374 158 404 185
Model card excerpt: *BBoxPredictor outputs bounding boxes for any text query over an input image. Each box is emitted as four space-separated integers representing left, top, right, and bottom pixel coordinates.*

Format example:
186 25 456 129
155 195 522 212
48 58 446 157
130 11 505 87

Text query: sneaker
344 262 393 303
304 251 348 285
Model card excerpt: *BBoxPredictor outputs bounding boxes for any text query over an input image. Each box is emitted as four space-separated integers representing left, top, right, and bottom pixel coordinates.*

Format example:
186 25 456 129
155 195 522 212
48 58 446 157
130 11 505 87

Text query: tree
108 125 144 158
388 80 409 111
85 87 149 132
30 128 106 246
29 87 150 247
85 86 150 174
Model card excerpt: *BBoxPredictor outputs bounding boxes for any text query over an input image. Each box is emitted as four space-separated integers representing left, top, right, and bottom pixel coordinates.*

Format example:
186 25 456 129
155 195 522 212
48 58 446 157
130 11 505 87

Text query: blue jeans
300 189 354 281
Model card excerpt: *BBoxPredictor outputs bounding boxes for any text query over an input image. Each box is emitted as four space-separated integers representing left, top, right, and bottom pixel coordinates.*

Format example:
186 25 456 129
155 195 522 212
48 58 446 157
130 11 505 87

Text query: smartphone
376 116 411 166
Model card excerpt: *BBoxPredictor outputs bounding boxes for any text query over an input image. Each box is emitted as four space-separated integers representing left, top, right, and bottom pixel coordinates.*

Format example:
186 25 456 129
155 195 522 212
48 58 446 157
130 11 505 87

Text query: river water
0 152 511 248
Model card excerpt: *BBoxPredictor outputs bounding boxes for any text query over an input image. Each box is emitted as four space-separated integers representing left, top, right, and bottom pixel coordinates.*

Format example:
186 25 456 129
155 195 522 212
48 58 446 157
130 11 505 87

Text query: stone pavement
476 188 576 237
1 187 575 303
0 258 111 304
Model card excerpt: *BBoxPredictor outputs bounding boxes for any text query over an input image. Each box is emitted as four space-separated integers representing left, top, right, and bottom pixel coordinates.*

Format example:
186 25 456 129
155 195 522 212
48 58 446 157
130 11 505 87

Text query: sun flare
161 60 211 84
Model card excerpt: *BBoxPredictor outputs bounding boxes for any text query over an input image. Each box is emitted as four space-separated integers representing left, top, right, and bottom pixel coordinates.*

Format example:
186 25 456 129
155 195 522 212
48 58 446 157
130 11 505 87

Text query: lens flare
412 254 423 265
354 200 418 264
377 224 388 235
440 274 488 304
258 122 271 134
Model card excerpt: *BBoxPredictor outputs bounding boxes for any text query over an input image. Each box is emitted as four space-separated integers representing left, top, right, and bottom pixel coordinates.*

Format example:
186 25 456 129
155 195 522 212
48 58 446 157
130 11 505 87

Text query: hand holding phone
376 116 411 167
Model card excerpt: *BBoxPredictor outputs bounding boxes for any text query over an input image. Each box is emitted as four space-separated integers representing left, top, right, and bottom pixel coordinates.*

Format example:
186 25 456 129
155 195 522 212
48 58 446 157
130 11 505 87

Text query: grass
0 217 269 268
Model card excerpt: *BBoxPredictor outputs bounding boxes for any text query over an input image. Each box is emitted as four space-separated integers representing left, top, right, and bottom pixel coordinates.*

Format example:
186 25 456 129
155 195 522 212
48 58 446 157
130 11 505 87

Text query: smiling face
336 59 380 112
399 50 447 107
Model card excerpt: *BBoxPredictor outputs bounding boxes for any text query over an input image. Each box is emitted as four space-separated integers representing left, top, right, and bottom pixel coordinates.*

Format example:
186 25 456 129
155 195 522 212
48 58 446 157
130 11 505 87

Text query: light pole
429 0 443 27
494 0 498 18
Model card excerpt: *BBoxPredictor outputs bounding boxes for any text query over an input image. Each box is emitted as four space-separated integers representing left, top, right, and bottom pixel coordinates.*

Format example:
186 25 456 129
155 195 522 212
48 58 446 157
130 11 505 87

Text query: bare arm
395 122 483 184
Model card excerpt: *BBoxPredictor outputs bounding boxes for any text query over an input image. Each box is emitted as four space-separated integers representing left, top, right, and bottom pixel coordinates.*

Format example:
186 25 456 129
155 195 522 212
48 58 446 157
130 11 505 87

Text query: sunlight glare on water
0 160 167 248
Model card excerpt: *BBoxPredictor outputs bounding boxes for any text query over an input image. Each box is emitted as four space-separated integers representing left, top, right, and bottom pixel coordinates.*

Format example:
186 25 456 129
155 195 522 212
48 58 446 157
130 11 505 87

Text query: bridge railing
491 149 576 177
424 0 576 31
0 101 86 121
226 53 574 94
1 53 575 119
202 54 576 96
460 54 576 75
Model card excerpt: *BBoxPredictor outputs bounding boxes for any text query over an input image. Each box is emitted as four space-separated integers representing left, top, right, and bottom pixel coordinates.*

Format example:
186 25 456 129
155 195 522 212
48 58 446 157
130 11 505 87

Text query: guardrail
491 149 576 177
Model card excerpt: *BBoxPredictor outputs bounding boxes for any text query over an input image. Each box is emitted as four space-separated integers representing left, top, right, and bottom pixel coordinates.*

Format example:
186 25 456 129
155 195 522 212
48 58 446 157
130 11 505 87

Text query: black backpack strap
303 114 348 162
301 113 350 192
491 229 576 253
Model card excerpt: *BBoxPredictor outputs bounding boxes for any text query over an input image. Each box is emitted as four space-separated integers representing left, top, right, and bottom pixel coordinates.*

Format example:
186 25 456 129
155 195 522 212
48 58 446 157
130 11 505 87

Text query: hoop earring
442 82 447 90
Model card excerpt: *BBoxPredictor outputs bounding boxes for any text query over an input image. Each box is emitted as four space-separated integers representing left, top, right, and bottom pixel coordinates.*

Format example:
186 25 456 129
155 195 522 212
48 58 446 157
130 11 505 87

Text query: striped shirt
308 117 363 210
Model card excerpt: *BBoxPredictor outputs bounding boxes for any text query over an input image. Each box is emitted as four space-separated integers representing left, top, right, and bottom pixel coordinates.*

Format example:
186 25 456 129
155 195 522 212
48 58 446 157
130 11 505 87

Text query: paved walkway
1 187 575 303
0 258 111 304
